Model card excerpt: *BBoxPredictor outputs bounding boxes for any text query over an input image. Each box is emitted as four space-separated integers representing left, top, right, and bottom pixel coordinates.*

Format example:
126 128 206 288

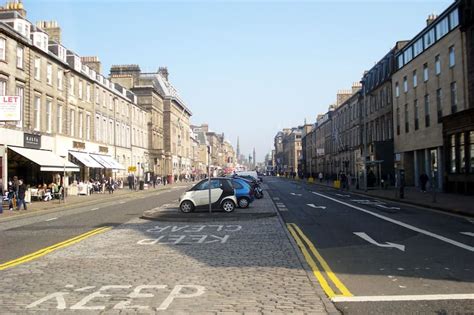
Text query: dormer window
33 32 49 52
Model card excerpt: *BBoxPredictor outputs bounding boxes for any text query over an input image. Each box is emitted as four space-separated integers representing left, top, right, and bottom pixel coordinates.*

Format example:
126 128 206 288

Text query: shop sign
0 96 21 121
99 146 108 153
73 141 85 150
24 133 41 149
128 166 137 172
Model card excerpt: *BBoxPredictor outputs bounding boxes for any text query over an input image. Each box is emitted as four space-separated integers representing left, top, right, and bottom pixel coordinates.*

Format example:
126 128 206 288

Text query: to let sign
0 96 21 121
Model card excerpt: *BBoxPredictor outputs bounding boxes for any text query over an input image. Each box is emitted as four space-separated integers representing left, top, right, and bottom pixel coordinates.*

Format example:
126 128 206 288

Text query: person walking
107 177 114 194
16 179 27 211
318 172 323 183
419 173 429 192
7 181 15 211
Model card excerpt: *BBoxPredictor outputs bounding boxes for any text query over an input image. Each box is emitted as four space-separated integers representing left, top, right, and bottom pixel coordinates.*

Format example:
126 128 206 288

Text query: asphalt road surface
266 176 474 315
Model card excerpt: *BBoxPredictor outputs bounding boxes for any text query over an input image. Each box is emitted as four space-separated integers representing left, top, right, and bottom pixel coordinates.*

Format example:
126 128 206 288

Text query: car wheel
180 200 194 213
221 199 235 213
238 197 250 208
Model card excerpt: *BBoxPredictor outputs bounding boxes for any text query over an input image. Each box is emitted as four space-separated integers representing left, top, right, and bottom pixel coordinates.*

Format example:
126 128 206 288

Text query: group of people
1 176 29 213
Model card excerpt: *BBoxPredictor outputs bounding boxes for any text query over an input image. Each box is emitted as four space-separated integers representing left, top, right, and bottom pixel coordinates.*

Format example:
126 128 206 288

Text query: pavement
0 183 187 221
0 181 337 314
285 177 474 217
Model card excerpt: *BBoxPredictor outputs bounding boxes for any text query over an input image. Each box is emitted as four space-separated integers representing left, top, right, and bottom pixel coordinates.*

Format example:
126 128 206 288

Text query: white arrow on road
354 232 405 252
307 203 326 209
461 232 474 237
376 204 400 210
290 193 302 196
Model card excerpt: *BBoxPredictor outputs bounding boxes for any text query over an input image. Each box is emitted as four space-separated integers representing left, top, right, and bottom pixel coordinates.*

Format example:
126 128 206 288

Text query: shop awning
69 151 104 169
9 146 80 172
90 154 125 170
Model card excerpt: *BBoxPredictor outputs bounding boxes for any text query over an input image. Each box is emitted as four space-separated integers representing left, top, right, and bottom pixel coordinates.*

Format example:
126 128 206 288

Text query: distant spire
253 147 256 168
236 137 240 162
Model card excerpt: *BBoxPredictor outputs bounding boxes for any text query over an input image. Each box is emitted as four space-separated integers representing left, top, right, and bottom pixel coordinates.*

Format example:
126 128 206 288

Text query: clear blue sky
25 0 452 162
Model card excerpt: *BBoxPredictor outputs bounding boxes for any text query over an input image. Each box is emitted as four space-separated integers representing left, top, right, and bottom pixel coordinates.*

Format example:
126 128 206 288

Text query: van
235 171 261 182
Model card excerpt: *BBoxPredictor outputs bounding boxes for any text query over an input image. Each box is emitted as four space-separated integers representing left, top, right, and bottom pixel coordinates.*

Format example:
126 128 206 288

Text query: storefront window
470 131 474 173
460 133 466 173
450 134 456 173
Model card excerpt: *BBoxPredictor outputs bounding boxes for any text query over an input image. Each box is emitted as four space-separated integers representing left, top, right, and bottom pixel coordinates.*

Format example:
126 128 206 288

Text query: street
266 177 474 314
0 182 333 314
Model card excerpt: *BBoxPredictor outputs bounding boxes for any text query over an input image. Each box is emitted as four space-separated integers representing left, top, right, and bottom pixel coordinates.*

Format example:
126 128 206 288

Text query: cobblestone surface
0 195 331 314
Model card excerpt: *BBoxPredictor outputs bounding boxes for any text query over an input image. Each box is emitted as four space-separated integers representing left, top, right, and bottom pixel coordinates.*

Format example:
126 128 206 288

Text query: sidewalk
288 177 474 217
0 183 188 221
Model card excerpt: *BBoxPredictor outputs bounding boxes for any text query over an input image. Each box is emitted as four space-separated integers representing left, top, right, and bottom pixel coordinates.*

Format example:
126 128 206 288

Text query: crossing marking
461 232 474 237
312 191 474 252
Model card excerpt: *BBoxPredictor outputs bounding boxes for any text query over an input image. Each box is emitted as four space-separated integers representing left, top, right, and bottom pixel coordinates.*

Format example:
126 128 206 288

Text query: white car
179 178 237 213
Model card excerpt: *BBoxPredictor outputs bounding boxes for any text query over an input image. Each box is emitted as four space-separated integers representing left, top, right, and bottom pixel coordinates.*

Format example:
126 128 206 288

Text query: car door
191 180 210 206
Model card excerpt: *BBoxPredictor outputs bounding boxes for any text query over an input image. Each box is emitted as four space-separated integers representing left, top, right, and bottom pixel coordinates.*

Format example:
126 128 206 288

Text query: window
414 99 419 130
34 96 41 131
69 76 75 96
413 38 423 57
423 63 429 82
435 17 449 40
102 91 106 107
397 54 404 69
0 79 6 95
0 38 6 61
424 28 435 49
450 134 456 173
86 84 91 102
436 88 442 122
86 114 91 140
109 120 113 144
404 104 409 133
403 47 413 64
413 70 417 88
57 70 63 90
424 94 430 128
470 131 474 173
46 63 52 85
395 82 399 97
460 133 466 173
78 80 83 99
449 46 455 67
435 55 441 75
403 76 408 92
15 85 24 128
34 57 41 80
16 45 23 69
102 117 107 143
46 99 52 133
70 109 75 137
450 8 459 30
95 87 100 104
95 115 101 141
451 82 457 113
57 104 63 134
78 112 83 139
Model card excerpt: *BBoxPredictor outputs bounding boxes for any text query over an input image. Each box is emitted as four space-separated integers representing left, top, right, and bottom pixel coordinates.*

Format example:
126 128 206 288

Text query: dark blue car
231 178 255 208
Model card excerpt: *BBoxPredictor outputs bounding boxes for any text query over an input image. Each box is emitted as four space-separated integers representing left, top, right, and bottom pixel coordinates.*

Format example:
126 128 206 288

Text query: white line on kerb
332 294 474 302
45 217 57 222
312 191 474 252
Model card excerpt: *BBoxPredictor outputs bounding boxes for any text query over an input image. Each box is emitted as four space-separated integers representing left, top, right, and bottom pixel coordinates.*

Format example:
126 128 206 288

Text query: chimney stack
0 1 26 17
426 13 438 26
37 20 61 43
158 67 169 81
82 56 102 74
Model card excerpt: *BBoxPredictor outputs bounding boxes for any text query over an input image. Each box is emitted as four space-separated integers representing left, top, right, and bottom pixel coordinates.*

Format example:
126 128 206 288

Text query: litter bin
139 180 144 190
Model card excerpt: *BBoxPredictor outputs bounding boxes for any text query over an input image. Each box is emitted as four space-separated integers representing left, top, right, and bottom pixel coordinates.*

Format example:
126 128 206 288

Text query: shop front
69 151 104 181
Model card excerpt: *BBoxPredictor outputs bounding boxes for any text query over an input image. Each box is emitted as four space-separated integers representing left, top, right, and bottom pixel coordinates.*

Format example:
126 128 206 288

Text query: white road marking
336 194 350 197
290 192 302 196
332 294 474 302
306 203 327 209
91 207 99 211
45 217 57 222
353 232 405 252
312 191 474 252
376 204 400 210
461 232 474 237
272 197 280 200
118 201 126 204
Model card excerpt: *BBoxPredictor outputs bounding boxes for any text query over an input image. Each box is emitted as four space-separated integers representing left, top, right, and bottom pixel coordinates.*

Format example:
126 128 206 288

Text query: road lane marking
290 192 302 196
287 223 352 298
91 207 99 211
461 232 474 237
312 191 474 252
376 204 400 210
0 227 111 271
45 217 58 222
353 232 405 251
332 294 474 302
336 194 350 197
307 204 326 209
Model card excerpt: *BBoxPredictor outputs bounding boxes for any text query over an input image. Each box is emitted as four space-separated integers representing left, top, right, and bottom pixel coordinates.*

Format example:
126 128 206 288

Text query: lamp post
207 145 211 214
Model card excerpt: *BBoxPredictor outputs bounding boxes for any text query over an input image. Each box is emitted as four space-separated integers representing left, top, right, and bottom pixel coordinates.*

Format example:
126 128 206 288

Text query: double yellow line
0 226 111 271
287 223 352 299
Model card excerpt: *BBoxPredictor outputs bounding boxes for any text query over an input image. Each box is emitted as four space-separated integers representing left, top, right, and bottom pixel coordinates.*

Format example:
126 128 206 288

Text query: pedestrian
318 172 323 183
7 181 15 211
107 177 114 194
419 173 429 192
16 179 27 211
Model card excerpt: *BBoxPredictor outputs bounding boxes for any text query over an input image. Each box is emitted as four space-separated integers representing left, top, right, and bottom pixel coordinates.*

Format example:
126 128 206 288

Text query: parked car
179 178 237 213
230 175 264 199
231 177 255 208
235 171 262 183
